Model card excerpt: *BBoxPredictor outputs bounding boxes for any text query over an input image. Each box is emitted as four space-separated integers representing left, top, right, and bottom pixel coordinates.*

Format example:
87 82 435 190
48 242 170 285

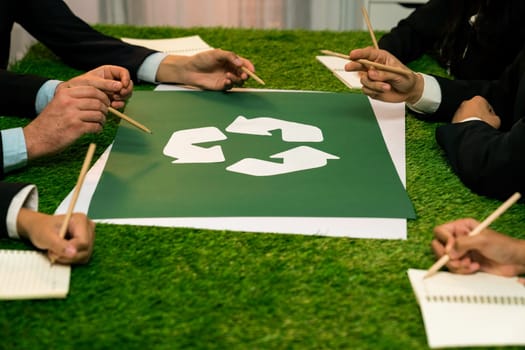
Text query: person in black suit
431 218 525 281
1 0 256 177
344 46 525 200
378 0 525 79
1 0 256 108
0 181 94 264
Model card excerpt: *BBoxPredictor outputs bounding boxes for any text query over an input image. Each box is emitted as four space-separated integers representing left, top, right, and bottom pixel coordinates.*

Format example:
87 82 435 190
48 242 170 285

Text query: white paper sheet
408 269 525 348
122 35 212 56
0 250 70 300
56 35 408 239
316 55 363 89
56 88 407 239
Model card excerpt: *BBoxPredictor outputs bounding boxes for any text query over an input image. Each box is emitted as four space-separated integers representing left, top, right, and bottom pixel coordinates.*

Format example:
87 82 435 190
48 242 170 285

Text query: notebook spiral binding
426 295 525 305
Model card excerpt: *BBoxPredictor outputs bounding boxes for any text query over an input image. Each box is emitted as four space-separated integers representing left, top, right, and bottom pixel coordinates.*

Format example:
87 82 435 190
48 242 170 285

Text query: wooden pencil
108 106 152 134
361 6 379 49
50 143 96 264
320 49 413 76
423 192 522 279
57 143 96 240
241 66 265 85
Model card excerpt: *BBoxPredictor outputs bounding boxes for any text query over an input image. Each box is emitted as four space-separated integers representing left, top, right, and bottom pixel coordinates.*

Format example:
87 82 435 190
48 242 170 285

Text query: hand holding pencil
341 46 423 105
49 143 97 264
427 192 522 279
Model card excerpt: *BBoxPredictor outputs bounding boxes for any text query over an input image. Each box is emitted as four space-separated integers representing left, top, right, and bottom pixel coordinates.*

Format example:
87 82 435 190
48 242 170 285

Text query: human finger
67 77 123 94
225 71 245 86
101 65 132 87
76 111 107 132
110 100 126 109
35 217 78 264
345 60 366 72
64 85 112 106
63 214 95 264
431 238 447 258
348 47 378 62
216 49 246 69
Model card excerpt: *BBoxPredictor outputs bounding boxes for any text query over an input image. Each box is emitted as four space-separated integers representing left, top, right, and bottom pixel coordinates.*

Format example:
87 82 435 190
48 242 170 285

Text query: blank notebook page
408 268 525 348
0 250 70 300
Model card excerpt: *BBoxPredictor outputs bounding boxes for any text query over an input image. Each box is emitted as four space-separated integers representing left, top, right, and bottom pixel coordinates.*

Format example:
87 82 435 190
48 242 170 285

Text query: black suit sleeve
12 0 157 82
0 182 30 237
378 1 525 80
0 69 47 175
432 50 525 199
429 47 525 126
436 120 525 200
0 69 48 118
0 132 3 180
378 0 451 63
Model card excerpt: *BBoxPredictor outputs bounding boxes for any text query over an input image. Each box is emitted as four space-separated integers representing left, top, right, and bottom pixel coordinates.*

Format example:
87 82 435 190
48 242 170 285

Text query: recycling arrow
226 116 323 142
163 126 227 163
226 146 339 176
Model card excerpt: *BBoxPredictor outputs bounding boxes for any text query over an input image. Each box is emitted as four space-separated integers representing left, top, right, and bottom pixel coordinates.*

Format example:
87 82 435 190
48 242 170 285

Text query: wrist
16 208 36 240
516 240 525 275
156 55 188 83
406 73 424 105
22 126 38 160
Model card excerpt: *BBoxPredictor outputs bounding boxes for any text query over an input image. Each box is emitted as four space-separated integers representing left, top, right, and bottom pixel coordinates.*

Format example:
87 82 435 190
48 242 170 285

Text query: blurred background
10 0 426 65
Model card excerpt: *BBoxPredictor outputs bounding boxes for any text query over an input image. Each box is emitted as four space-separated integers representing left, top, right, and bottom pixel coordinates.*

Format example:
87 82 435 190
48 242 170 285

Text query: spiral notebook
121 35 212 56
407 268 525 348
0 250 70 300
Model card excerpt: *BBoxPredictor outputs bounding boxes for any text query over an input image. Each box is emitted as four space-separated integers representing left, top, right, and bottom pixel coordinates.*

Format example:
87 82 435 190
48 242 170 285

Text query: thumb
44 234 77 260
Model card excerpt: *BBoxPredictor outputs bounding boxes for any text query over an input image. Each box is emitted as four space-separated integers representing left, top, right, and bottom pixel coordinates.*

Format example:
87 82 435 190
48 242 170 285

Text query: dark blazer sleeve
12 0 157 82
379 1 525 80
0 133 3 180
432 47 525 128
433 49 525 199
0 69 48 118
436 120 525 200
0 182 30 237
378 0 451 63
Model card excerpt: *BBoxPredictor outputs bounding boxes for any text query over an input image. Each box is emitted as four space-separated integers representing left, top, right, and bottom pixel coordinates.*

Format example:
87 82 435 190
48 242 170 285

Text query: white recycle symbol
162 116 339 176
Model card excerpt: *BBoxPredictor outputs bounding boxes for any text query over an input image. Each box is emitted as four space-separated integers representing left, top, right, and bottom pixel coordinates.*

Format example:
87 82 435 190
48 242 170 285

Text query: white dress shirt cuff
35 80 61 114
459 117 483 123
1 127 28 173
137 52 168 83
6 184 38 239
407 74 441 115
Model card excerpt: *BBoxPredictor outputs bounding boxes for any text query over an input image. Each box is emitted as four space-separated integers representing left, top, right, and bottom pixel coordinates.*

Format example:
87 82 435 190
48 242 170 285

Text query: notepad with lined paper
0 250 70 300
407 268 525 348
121 35 212 56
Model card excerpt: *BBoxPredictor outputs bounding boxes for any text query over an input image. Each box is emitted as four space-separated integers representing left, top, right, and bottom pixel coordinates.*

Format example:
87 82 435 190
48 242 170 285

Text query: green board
89 90 415 221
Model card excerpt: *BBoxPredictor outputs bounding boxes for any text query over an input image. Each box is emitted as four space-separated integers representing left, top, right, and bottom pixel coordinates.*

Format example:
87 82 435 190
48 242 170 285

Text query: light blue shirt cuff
35 80 61 114
407 74 442 115
6 184 38 239
1 127 28 173
137 52 168 83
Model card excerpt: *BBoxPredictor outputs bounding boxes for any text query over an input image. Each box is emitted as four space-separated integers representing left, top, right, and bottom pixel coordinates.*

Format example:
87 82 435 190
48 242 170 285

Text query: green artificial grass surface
1 26 524 350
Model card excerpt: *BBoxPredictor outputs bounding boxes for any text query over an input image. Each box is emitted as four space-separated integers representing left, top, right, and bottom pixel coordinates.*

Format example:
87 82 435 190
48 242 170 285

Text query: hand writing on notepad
432 218 525 283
